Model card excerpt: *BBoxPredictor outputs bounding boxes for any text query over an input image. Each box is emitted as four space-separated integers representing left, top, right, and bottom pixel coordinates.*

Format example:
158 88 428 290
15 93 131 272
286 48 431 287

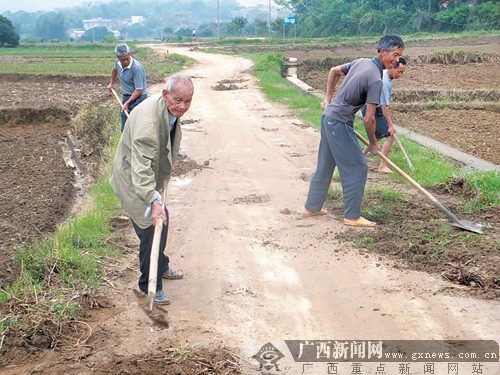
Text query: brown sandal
344 217 376 227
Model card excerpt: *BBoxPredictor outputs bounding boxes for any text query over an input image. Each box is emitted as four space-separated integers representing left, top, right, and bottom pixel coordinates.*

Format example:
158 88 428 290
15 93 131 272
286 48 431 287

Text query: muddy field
0 76 111 287
0 37 499 374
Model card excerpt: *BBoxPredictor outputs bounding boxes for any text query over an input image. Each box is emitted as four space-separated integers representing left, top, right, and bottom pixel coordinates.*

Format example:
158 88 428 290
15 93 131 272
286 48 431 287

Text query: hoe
355 131 483 234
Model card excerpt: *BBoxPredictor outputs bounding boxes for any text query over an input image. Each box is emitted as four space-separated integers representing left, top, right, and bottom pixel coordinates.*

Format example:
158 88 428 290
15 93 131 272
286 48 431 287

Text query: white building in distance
82 18 112 31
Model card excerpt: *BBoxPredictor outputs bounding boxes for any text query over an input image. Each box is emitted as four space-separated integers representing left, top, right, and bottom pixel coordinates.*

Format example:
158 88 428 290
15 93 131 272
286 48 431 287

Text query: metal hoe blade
354 131 485 235
451 219 484 234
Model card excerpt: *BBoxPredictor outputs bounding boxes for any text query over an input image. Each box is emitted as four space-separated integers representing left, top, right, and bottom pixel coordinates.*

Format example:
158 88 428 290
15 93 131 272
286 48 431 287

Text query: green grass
361 187 405 222
353 120 457 187
353 236 377 247
0 42 115 57
0 43 115 75
360 200 392 222
6 178 121 299
165 345 198 362
327 186 342 200
379 188 404 202
0 42 192 79
246 53 322 126
464 171 500 211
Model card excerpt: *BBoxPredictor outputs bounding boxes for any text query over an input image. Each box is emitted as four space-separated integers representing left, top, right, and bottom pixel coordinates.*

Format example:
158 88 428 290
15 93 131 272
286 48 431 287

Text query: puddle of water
60 132 87 216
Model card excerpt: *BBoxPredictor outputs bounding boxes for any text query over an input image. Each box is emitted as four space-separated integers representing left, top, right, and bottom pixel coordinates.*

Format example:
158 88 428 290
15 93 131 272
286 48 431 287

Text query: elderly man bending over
110 74 194 304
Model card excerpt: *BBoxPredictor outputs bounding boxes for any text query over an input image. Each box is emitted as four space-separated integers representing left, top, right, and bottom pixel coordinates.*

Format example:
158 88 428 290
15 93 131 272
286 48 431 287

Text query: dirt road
7 46 498 374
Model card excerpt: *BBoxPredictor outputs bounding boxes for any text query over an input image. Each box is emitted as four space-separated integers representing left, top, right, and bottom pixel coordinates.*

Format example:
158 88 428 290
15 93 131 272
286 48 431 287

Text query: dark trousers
131 208 169 294
121 93 148 132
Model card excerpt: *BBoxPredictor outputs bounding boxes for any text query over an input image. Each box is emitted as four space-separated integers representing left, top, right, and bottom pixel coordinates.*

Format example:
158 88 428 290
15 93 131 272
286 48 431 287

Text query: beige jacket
110 93 182 228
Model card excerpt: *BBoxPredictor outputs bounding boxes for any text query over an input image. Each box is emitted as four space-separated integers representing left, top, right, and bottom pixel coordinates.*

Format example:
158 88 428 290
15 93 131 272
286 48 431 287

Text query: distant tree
254 19 269 36
472 1 500 29
80 26 114 42
227 16 248 36
36 12 67 41
2 10 37 36
196 22 216 37
174 27 192 37
436 4 471 31
102 35 119 43
271 17 284 34
0 15 20 47
22 35 40 43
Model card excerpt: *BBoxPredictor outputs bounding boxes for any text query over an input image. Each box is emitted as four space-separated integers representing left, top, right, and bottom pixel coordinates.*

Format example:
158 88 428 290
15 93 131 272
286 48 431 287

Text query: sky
0 0 273 13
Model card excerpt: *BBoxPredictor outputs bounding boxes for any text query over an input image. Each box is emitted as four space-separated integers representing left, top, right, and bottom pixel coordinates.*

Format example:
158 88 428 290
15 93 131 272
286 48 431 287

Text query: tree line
275 0 499 36
0 15 19 46
0 0 498 45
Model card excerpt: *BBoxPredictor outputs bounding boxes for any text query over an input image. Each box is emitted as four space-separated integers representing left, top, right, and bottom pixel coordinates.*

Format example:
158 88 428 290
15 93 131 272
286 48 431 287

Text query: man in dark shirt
303 35 405 227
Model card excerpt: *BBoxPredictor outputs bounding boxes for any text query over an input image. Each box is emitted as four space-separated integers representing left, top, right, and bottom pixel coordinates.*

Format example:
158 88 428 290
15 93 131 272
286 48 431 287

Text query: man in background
362 57 407 173
107 43 148 131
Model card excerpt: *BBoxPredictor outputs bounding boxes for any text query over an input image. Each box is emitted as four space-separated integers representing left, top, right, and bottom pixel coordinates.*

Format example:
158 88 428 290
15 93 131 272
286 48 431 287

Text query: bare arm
107 67 118 91
321 65 344 110
363 103 380 154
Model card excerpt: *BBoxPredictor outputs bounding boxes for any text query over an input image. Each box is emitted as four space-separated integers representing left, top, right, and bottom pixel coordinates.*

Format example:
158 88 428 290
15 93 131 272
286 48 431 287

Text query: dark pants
121 93 148 132
131 208 169 294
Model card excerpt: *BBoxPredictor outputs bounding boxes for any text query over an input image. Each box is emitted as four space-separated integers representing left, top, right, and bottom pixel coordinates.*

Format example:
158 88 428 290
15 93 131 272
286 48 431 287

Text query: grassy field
0 42 190 79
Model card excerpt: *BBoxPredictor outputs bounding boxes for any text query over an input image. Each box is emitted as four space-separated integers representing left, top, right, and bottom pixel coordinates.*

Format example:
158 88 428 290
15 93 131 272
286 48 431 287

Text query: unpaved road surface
4 46 499 374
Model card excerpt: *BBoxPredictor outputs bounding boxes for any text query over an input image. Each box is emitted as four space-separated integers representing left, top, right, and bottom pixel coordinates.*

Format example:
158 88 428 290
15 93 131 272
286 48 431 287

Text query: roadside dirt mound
79 346 241 375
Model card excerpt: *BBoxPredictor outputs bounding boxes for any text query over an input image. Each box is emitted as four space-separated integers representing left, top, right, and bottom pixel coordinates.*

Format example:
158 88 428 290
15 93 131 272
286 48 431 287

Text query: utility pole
217 0 220 39
268 0 271 35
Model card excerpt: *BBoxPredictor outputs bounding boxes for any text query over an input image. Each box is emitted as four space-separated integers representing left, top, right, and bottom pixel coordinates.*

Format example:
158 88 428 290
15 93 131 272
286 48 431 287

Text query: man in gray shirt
107 43 148 131
303 34 405 227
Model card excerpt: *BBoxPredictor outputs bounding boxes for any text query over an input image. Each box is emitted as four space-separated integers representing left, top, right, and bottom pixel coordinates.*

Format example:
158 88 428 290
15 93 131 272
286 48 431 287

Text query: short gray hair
165 74 194 92
377 34 404 53
115 43 130 57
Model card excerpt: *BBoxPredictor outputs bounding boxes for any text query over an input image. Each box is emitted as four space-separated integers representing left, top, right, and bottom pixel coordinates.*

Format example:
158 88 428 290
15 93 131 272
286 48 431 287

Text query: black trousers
131 208 169 294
